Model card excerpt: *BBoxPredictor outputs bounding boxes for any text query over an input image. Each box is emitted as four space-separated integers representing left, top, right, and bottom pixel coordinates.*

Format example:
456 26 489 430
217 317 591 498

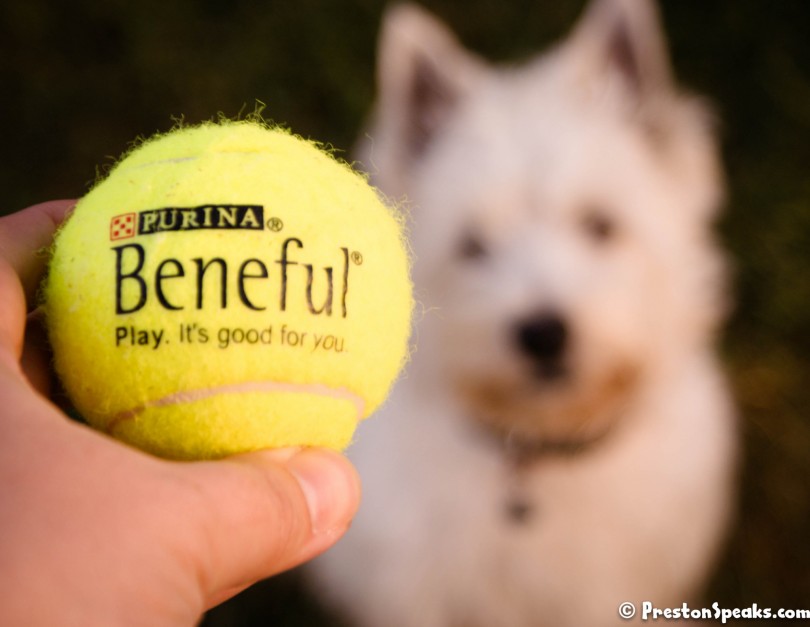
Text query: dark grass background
2 1 809 624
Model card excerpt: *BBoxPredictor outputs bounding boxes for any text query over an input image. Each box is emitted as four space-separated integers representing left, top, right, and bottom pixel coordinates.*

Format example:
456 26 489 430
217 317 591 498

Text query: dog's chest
387 424 585 626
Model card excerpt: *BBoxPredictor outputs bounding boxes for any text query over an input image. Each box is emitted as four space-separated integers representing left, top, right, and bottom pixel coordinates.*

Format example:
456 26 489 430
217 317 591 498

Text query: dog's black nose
515 313 568 365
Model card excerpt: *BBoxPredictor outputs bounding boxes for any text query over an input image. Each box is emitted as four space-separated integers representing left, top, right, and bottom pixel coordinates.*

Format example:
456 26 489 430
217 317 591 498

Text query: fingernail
287 448 360 535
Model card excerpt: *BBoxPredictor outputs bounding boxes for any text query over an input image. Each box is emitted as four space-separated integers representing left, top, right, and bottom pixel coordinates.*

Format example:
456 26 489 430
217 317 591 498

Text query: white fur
310 1 737 625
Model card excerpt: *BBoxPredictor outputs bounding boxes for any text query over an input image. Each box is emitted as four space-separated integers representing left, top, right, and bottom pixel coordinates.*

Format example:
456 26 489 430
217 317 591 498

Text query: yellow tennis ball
45 120 412 460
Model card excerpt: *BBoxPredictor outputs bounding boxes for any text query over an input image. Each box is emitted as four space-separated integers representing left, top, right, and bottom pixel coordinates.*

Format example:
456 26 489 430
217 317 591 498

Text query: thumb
177 447 360 607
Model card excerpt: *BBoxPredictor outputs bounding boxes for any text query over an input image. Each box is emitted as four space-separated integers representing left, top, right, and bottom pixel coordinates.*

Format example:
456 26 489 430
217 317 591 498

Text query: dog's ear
567 0 723 218
369 5 486 174
567 0 673 99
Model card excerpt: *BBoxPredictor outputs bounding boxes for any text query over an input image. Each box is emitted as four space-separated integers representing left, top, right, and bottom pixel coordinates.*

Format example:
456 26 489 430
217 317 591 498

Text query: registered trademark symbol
350 251 364 265
267 217 284 232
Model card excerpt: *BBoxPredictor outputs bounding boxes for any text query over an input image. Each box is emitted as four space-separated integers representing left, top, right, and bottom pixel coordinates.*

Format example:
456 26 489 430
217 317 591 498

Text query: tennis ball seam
122 151 282 173
107 380 367 434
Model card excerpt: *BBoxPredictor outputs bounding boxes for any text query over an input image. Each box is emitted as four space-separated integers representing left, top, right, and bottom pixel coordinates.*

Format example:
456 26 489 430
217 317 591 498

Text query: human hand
0 201 360 626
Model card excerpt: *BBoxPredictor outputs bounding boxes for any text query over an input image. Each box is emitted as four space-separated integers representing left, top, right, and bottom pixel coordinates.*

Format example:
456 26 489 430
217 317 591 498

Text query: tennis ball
45 120 412 460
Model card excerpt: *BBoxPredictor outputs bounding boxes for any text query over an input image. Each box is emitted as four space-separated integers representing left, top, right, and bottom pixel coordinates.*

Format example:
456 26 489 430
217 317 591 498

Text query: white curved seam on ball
124 152 270 171
124 156 199 171
106 381 366 433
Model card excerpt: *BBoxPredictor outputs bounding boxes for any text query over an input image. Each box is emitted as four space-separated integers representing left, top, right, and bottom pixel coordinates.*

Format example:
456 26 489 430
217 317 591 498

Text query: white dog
310 1 737 625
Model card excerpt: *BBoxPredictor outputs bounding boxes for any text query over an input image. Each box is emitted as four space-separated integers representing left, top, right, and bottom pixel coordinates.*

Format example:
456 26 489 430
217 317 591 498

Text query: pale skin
0 200 361 626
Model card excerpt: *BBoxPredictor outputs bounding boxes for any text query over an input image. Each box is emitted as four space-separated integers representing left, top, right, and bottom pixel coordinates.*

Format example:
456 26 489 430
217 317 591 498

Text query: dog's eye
458 232 488 261
581 209 617 244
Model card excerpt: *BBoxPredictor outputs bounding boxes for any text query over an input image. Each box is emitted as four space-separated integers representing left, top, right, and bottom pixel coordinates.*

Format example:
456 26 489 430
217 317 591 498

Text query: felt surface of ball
45 121 412 460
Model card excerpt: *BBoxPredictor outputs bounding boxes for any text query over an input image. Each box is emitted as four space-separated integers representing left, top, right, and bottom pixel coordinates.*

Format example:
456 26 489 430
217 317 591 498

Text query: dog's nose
515 313 568 364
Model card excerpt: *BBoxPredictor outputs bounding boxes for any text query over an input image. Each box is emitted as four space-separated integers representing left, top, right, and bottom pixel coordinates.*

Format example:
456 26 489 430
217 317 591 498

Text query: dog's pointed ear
568 0 673 98
372 4 486 166
568 0 723 219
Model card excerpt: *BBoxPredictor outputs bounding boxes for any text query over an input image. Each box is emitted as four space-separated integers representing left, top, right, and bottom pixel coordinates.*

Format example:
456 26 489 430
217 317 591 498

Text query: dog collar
471 420 617 525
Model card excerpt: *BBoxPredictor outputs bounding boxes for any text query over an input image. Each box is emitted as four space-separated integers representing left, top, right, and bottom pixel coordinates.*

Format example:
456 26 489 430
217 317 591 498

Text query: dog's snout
515 314 568 365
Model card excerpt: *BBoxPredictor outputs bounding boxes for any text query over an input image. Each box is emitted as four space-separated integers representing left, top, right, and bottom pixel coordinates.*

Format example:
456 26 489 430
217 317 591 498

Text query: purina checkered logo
109 205 265 241
110 213 136 240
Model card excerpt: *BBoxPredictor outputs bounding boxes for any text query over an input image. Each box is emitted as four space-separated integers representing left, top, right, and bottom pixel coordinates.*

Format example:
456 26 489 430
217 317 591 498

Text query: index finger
0 200 75 310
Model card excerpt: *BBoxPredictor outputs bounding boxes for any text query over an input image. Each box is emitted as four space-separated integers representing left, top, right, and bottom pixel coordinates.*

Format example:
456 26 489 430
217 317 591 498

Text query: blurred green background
2 1 809 624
